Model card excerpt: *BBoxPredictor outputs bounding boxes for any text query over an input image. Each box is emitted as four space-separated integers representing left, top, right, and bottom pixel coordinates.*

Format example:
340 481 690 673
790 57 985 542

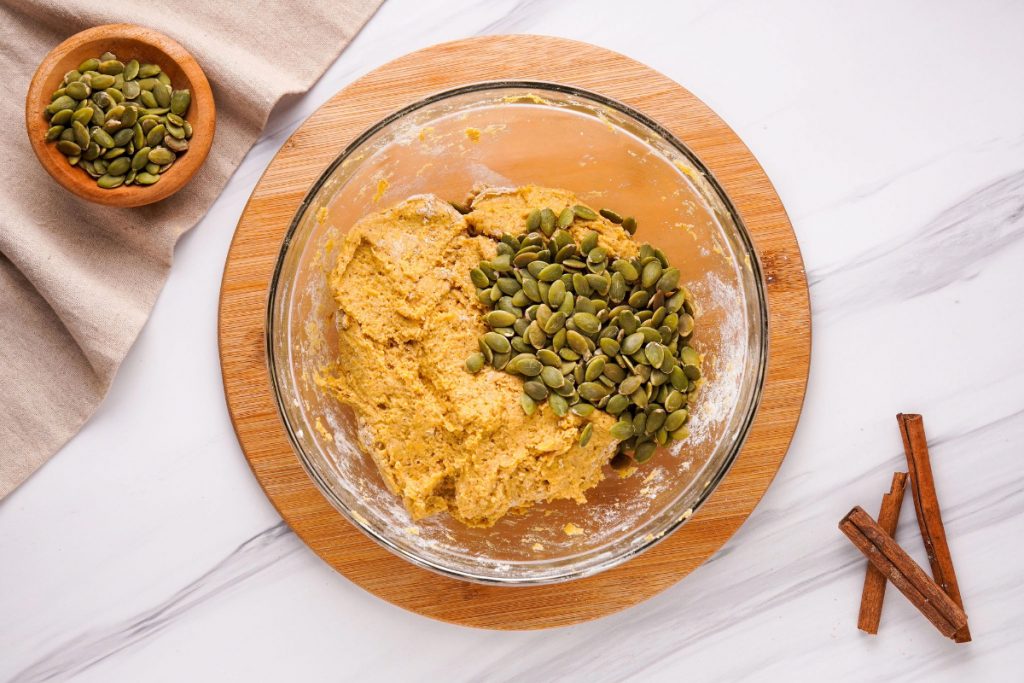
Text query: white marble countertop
3 1 1022 680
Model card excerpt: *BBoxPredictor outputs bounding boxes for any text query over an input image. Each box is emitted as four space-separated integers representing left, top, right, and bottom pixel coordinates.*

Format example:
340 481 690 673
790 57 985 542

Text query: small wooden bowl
25 24 215 208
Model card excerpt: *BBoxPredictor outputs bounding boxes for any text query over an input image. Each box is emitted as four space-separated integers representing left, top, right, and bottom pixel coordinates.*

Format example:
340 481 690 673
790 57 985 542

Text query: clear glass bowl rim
265 80 770 585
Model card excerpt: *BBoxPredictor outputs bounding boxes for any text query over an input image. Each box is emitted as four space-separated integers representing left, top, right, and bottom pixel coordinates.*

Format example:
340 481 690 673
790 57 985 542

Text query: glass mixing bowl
267 82 767 584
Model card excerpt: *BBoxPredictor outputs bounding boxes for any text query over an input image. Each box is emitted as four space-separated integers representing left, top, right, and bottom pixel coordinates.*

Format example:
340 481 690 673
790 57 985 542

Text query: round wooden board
219 35 810 630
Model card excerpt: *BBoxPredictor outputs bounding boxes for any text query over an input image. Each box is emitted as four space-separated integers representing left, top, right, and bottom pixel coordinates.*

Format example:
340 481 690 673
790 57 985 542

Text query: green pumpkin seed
656 267 680 292
634 441 657 463
579 423 594 447
606 394 630 415
470 268 489 288
573 204 598 221
597 338 618 356
71 120 91 148
112 127 133 147
572 312 600 335
140 90 158 108
145 162 161 174
525 208 541 231
599 208 623 223
123 59 140 80
55 140 81 156
138 63 162 78
520 393 537 415
46 95 77 115
98 59 124 75
134 171 160 185
548 394 569 417
147 146 175 165
539 208 556 235
610 420 634 440
157 72 171 86
485 310 517 327
78 58 100 72
166 122 185 140
45 125 64 141
569 402 595 419
622 216 637 235
645 342 665 367
664 409 688 432
540 366 564 388
482 331 511 354
90 74 115 89
96 173 124 189
146 124 166 146
521 380 547 401
677 313 695 337
51 109 74 126
537 263 563 282
557 206 574 228
65 81 90 100
153 83 172 108
641 260 663 288
106 157 131 176
509 354 543 377
618 375 643 395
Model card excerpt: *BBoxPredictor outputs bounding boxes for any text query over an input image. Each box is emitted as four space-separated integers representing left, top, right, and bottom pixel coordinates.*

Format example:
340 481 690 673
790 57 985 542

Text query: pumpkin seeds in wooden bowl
42 51 194 190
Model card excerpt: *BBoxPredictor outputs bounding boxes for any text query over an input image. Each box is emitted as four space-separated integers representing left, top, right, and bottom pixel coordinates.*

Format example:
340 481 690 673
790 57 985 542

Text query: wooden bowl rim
24 23 215 208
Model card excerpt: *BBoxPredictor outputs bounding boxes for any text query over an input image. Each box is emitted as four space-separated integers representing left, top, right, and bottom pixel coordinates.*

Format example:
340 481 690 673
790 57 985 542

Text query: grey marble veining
2 1 1023 681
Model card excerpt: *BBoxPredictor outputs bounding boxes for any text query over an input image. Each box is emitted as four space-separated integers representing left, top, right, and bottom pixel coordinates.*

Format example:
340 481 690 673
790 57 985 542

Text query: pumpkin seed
573 312 600 335
540 366 564 388
610 420 634 440
526 208 541 231
65 81 90 100
147 146 175 165
96 173 124 189
138 63 162 78
539 208 556 236
618 375 643 395
90 74 115 89
98 59 124 75
520 393 537 415
78 58 100 72
56 140 81 156
153 83 172 108
634 441 657 463
579 423 594 447
599 208 623 223
509 354 543 377
482 331 511 354
573 204 598 220
135 171 160 185
557 206 574 228
123 59 140 80
622 216 637 235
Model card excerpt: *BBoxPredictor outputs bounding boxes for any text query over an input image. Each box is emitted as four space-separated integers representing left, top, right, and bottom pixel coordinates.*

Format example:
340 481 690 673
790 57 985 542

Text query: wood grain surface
218 35 811 630
25 24 215 207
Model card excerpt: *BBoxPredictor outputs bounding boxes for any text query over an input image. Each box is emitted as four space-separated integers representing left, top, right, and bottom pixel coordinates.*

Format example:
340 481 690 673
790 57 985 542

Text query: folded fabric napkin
0 0 383 498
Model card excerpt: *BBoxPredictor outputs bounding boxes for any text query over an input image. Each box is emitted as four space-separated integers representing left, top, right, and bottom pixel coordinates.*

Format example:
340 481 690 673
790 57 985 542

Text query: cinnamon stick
897 413 971 642
857 472 907 634
840 506 968 639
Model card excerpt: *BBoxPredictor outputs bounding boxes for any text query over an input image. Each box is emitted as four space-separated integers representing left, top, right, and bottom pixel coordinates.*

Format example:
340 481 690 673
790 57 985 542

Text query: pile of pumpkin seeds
465 205 701 467
42 52 193 189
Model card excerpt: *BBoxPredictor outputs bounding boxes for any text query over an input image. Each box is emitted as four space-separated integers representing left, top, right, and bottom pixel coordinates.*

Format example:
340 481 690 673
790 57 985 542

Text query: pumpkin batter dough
320 186 637 527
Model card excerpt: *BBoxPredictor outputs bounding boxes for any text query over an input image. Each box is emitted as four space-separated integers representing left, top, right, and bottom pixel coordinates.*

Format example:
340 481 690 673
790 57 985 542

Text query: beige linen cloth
0 0 382 498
